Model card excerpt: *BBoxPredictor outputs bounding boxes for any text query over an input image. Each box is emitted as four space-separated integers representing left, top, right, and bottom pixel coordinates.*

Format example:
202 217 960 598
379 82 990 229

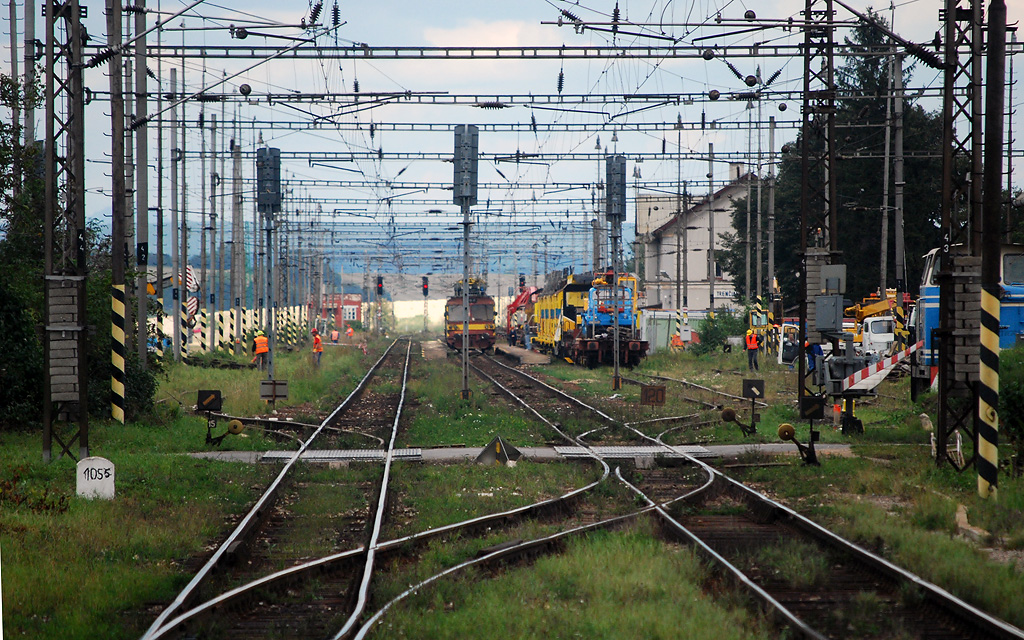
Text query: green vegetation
369 523 774 640
744 538 830 589
404 356 555 447
736 449 1024 629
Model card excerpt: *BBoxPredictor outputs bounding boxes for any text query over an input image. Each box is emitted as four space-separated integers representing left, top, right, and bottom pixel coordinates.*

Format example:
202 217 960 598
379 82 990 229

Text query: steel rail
148 354 610 637
332 339 412 639
352 508 651 640
481 359 1024 636
353 359 718 638
614 468 830 640
147 465 611 638
479 354 619 424
140 339 400 639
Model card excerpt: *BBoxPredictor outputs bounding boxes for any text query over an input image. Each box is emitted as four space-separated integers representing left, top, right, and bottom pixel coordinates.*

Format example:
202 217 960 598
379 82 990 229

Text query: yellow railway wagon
532 275 591 355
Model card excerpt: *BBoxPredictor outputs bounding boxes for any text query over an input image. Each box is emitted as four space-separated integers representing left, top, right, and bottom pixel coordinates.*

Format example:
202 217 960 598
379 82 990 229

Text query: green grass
0 440 277 639
404 357 558 447
734 446 1024 629
368 522 774 640
386 461 606 536
745 538 830 589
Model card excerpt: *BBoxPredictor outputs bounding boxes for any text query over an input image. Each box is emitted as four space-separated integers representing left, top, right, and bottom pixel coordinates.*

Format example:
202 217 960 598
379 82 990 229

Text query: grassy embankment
2 340 1022 638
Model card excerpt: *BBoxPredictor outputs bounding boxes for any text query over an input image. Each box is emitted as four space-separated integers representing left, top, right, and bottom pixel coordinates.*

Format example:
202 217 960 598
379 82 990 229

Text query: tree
718 14 945 306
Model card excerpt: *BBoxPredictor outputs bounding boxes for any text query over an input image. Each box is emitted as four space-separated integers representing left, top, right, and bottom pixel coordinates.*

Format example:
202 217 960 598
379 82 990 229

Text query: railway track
470 354 1024 640
143 340 608 639
144 345 1024 639
142 339 408 639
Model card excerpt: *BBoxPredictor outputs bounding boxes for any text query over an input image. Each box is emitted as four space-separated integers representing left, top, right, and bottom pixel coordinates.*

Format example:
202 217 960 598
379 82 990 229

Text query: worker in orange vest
345 324 354 341
330 328 340 344
311 328 323 367
745 329 761 372
252 331 269 370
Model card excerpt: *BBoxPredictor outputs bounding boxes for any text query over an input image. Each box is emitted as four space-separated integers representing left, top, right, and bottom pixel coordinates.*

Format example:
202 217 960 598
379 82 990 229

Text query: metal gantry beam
86 40 1024 60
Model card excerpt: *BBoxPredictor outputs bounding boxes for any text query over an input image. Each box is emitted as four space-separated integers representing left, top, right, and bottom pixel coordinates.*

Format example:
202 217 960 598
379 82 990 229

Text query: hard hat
311 328 318 334
746 329 753 335
256 331 264 336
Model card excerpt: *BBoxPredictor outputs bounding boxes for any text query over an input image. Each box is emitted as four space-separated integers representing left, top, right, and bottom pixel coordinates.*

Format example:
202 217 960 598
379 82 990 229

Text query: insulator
725 60 744 82
612 4 620 33
124 4 146 14
661 137 666 154
309 1 323 25
560 9 580 23
474 101 509 109
146 66 157 80
332 2 340 27
557 70 564 94
530 113 537 132
765 69 782 86
369 123 375 139
353 79 359 93
86 48 115 68
906 42 943 70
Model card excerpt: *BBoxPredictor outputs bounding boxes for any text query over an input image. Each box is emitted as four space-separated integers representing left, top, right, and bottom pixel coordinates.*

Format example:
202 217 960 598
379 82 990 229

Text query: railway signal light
453 124 479 205
376 276 383 296
422 276 429 297
519 274 526 290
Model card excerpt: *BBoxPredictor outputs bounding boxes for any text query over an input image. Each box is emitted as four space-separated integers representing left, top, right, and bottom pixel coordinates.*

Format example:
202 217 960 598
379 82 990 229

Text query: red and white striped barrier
842 340 923 391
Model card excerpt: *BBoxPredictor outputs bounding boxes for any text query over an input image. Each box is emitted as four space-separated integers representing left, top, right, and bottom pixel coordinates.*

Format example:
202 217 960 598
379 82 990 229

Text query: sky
2 0 1023 288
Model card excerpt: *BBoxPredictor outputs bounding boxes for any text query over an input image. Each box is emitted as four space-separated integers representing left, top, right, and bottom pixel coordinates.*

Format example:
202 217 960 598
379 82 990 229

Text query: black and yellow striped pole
180 299 189 356
111 284 127 423
978 283 1000 498
978 0 1006 499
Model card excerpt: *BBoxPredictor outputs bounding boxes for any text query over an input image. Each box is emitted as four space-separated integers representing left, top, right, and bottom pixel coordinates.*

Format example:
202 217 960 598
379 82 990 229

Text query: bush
998 345 1024 476
0 281 43 428
689 309 745 356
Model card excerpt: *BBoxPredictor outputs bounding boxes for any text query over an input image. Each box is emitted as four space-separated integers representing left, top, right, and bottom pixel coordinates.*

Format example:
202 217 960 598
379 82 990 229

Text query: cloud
423 19 563 48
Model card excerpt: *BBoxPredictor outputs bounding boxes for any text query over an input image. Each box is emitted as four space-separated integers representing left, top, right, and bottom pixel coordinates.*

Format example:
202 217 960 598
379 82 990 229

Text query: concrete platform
494 344 552 365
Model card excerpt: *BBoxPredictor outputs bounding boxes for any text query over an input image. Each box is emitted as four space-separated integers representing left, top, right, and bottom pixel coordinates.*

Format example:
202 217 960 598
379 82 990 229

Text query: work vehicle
532 270 648 368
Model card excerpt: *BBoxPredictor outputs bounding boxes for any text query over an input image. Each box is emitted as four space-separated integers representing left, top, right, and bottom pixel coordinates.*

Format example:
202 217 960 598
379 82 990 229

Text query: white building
636 164 753 313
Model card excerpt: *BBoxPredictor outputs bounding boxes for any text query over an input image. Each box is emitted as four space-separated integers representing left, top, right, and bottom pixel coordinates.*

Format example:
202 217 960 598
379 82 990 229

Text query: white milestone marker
76 457 115 500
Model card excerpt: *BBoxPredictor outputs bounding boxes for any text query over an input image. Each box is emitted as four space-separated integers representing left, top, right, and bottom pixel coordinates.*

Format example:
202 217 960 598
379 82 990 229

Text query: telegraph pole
170 68 181 360
135 0 148 367
108 0 127 423
767 117 777 309
454 125 478 400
